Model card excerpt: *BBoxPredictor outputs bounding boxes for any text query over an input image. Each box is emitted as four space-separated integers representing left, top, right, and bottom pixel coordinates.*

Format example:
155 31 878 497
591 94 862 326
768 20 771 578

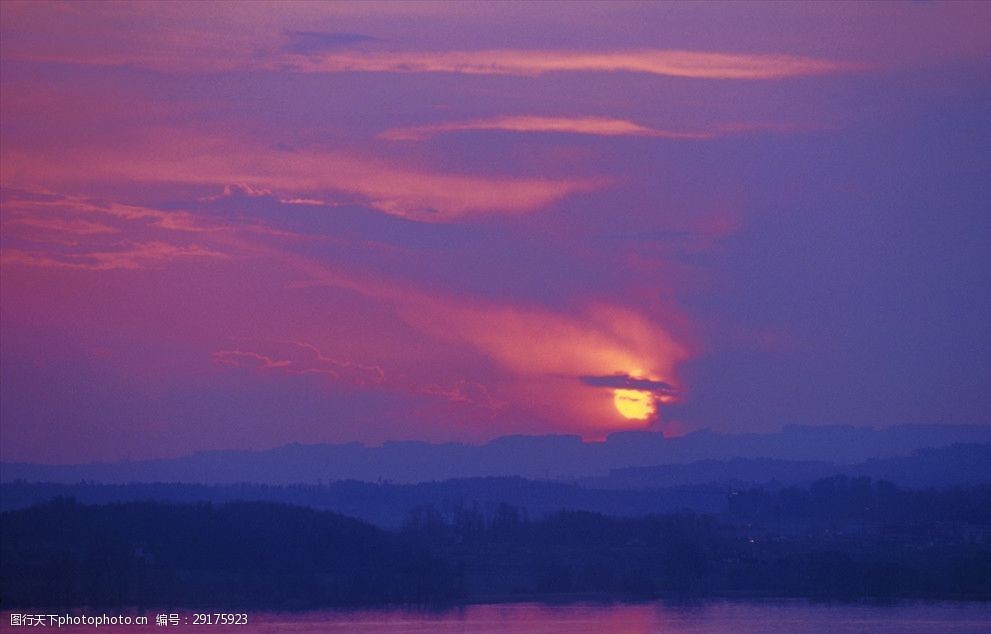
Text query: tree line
2 477 989 608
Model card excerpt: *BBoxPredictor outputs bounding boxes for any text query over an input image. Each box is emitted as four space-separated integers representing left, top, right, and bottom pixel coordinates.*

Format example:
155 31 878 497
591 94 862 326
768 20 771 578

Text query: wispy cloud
0 4 859 82
2 140 599 221
405 302 685 385
212 340 384 385
1 181 692 432
0 188 275 272
421 380 504 410
288 49 860 80
391 296 687 428
1 30 858 80
380 116 717 141
277 252 690 427
0 188 217 234
8 215 118 234
1 242 228 271
287 265 687 390
581 374 677 394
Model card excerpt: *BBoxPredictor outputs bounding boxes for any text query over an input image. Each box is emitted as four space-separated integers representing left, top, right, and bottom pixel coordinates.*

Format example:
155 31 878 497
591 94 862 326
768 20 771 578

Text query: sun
613 389 655 420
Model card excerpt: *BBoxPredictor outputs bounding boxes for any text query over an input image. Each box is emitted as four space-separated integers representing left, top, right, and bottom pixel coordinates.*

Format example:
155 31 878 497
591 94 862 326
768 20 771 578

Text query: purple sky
1 1 989 462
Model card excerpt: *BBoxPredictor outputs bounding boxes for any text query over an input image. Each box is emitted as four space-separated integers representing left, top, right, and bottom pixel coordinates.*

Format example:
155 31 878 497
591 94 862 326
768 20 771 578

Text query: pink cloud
4 215 119 236
284 261 691 431
1 177 693 435
380 116 718 141
5 1 988 80
2 138 599 221
1 242 228 271
3 2 859 80
0 189 217 234
212 340 385 385
289 49 860 80
420 380 504 410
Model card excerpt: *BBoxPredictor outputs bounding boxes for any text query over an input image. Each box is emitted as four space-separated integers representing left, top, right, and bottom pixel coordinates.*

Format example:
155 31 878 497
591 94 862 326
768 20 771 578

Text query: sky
1 1 989 463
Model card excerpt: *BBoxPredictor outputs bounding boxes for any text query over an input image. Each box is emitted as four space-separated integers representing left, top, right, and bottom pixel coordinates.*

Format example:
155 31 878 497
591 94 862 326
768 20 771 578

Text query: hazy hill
3 424 989 485
3 444 989 527
585 443 991 490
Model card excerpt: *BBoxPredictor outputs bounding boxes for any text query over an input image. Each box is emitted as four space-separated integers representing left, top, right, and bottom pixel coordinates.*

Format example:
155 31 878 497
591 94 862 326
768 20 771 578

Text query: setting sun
613 389 654 420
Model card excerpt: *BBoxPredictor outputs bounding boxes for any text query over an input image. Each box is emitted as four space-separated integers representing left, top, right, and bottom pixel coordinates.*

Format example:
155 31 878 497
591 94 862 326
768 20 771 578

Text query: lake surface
7 600 991 632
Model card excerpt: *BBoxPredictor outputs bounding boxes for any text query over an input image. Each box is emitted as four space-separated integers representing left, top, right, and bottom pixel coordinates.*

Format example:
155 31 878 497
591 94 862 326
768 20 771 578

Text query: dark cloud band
580 374 675 394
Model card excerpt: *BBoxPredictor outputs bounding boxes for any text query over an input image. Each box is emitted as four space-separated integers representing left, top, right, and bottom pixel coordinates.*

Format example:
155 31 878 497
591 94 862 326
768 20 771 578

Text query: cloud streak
212 340 385 385
1 242 228 271
2 140 598 222
1 180 691 431
288 49 860 80
380 116 718 141
279 254 690 428
581 374 677 394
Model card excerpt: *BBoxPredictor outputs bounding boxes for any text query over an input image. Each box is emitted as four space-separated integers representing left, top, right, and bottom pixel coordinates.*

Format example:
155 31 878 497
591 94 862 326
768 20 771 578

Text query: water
5 601 990 632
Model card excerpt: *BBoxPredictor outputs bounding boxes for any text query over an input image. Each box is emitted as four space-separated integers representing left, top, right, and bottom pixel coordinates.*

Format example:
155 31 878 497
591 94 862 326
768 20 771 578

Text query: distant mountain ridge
3 424 989 485
3 445 989 528
585 443 991 490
